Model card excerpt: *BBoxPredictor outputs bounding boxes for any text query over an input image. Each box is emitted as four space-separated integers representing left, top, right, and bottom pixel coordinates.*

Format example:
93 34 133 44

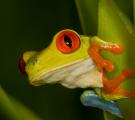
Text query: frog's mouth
30 58 103 89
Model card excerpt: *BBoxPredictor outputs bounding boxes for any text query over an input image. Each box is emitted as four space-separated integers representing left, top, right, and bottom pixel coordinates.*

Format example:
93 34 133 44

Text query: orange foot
89 43 135 98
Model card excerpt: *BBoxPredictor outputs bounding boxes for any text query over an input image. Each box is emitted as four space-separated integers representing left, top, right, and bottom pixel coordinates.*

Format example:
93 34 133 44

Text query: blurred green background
0 0 133 120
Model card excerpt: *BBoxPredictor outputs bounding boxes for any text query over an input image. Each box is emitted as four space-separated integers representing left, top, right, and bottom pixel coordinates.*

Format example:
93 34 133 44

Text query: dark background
0 0 103 120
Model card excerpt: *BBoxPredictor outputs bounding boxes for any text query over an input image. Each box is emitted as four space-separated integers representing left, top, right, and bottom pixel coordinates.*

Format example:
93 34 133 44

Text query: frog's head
19 29 102 88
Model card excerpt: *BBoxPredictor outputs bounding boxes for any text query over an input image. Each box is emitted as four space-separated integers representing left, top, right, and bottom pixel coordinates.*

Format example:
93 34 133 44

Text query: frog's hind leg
81 90 123 118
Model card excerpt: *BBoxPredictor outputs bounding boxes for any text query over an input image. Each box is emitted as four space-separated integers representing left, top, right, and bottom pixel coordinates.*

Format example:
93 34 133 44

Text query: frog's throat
30 58 103 89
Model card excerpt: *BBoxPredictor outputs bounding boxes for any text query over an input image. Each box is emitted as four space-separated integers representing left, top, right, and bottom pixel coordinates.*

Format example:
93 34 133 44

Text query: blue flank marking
80 90 123 118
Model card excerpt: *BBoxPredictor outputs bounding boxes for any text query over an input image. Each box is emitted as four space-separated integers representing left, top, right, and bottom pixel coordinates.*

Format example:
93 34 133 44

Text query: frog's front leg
89 37 134 97
80 90 123 118
102 69 134 94
89 36 123 72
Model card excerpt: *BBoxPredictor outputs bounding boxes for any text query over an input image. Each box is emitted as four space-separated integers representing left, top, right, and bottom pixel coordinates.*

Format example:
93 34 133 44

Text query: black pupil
64 35 72 48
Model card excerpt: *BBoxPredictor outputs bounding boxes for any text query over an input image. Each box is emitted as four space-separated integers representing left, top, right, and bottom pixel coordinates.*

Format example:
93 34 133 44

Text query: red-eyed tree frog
19 29 135 118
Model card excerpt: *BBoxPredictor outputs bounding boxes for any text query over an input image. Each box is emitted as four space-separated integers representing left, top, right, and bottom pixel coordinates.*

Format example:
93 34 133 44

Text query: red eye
56 30 81 53
18 56 27 76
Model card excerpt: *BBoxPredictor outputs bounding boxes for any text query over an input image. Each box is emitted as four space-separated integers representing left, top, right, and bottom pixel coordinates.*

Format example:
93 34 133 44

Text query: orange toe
112 87 135 98
122 69 134 78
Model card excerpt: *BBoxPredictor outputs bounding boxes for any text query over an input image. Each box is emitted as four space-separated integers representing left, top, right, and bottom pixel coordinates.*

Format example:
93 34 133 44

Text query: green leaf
75 0 98 35
103 111 122 120
76 0 135 120
134 0 135 30
0 86 42 120
98 0 135 120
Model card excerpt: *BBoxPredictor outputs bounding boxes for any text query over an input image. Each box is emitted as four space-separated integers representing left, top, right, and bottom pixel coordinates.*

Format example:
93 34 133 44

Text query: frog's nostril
18 56 27 76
